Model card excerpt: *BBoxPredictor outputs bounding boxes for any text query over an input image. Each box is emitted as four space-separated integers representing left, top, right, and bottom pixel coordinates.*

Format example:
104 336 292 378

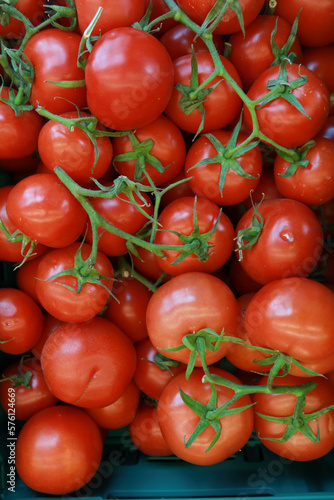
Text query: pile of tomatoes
0 0 334 496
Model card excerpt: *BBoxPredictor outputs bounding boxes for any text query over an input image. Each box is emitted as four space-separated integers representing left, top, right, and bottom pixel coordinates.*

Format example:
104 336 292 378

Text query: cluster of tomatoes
1 0 334 496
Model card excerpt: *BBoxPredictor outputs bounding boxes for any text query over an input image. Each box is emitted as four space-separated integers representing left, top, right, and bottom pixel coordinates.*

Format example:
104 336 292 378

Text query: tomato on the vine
0 0 45 39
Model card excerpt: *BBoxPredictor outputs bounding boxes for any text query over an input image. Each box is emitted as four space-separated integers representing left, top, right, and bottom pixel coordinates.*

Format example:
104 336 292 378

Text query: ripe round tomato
5 173 87 248
273 137 334 206
35 242 114 323
229 15 303 92
244 278 334 375
235 198 324 285
133 337 187 400
253 374 334 461
157 367 254 465
85 27 174 130
0 0 45 38
184 130 262 206
153 196 235 275
104 276 152 343
84 183 154 257
23 28 87 114
146 272 239 367
244 63 330 149
15 405 103 495
75 0 146 36
84 380 141 429
0 288 43 355
37 111 114 185
175 0 265 35
112 114 186 186
129 402 173 456
274 0 334 47
0 357 58 421
40 316 137 408
164 52 242 134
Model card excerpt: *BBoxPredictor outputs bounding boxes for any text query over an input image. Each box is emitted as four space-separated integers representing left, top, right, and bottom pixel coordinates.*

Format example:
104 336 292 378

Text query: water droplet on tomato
280 231 294 242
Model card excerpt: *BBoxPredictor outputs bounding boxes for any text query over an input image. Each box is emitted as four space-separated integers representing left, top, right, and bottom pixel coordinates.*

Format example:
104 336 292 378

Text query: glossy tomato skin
244 278 334 374
23 29 87 114
0 288 43 355
5 173 87 248
37 111 114 185
244 63 330 149
112 115 186 186
129 402 173 456
274 137 334 206
175 0 265 35
164 52 242 134
75 0 146 36
0 87 45 159
235 198 324 285
133 337 187 400
253 374 334 461
104 276 153 343
84 184 154 257
184 130 262 206
0 0 45 38
85 27 174 130
302 45 334 115
0 185 48 263
41 316 137 408
229 15 303 92
0 357 58 421
153 196 235 275
274 0 334 47
160 24 225 61
146 272 239 367
15 405 103 495
35 242 114 323
157 367 254 465
84 380 141 429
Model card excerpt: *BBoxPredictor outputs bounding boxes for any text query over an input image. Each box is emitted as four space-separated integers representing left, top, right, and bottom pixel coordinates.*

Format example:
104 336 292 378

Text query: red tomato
5 173 87 248
31 313 65 360
144 0 180 36
244 278 334 375
133 337 187 400
302 45 334 115
85 27 174 130
253 374 334 461
0 87 45 159
157 367 254 464
184 130 262 206
153 196 235 275
84 183 154 257
274 137 334 206
0 185 47 263
242 167 283 210
0 288 43 355
75 0 146 36
131 242 171 282
84 380 141 429
40 316 137 408
164 52 242 134
235 198 324 285
229 15 303 92
274 0 334 47
129 402 173 456
160 24 225 61
0 154 40 173
146 272 239 367
225 293 270 374
23 28 87 114
0 0 45 38
104 276 153 343
175 0 265 35
37 111 114 185
244 63 330 149
112 115 186 186
0 357 58 421
15 251 52 304
15 405 103 495
35 242 114 323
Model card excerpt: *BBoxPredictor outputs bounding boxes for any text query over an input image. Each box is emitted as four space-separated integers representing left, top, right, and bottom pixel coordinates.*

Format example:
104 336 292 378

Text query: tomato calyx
234 194 264 261
270 11 300 67
195 0 246 37
0 355 33 389
256 395 334 444
275 140 316 177
0 219 39 267
145 352 181 375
